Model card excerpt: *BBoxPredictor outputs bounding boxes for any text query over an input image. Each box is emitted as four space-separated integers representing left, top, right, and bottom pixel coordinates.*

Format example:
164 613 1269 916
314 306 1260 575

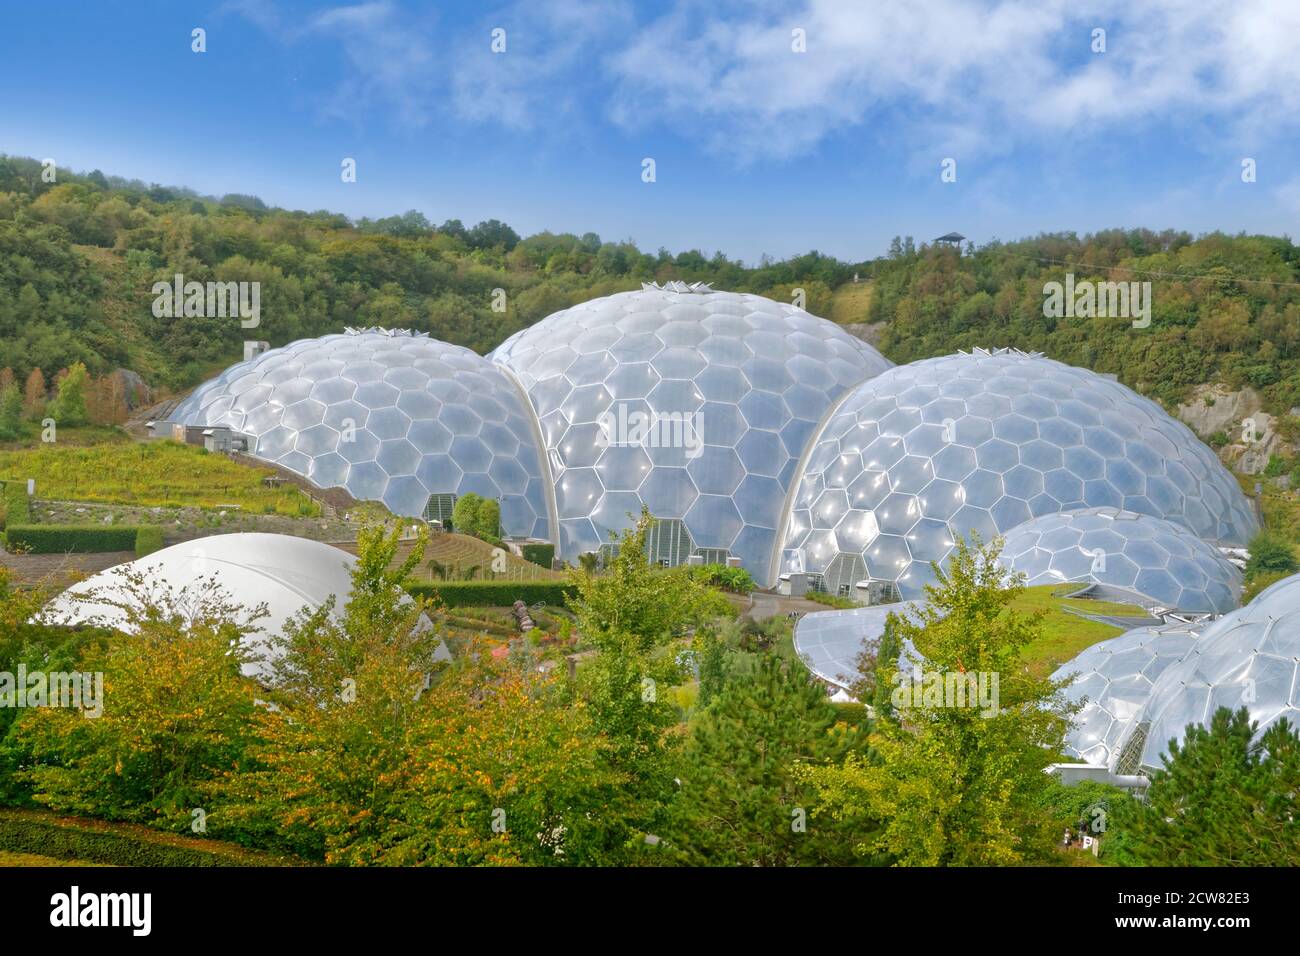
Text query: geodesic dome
1050 622 1202 769
999 508 1242 614
1123 572 1300 772
489 283 892 581
169 329 552 539
40 533 449 679
779 349 1256 597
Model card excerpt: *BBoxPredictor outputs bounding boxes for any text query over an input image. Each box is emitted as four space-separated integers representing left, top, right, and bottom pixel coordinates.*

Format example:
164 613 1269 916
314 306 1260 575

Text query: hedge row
4 524 163 555
0 482 29 530
134 525 164 557
520 543 555 568
0 809 296 867
407 580 573 608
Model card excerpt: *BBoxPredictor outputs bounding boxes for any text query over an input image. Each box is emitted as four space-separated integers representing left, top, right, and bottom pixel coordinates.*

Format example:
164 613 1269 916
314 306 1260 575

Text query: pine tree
661 654 878 866
1114 707 1300 865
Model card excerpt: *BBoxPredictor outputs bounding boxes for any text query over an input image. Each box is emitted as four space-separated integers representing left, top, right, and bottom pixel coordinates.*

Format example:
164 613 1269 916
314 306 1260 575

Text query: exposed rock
1175 384 1293 476
109 368 153 410
1175 384 1262 439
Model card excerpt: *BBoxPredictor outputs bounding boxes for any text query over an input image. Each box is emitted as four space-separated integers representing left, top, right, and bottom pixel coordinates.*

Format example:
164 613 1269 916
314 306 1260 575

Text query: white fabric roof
42 532 446 678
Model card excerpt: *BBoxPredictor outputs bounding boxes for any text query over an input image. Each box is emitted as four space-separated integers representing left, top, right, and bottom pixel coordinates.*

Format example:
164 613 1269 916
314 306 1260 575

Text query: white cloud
233 0 1300 164
449 0 635 130
606 0 1300 163
305 2 440 128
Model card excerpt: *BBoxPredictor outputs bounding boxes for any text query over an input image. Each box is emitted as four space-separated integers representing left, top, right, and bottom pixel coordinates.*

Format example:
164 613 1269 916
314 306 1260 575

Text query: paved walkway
746 590 832 622
0 550 135 587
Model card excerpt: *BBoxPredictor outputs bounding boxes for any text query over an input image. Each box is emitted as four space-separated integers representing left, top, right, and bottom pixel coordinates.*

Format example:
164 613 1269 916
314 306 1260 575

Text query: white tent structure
41 532 446 679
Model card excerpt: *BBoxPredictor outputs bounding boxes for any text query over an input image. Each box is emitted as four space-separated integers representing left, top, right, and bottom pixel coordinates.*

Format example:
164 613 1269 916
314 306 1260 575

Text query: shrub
805 590 859 609
1242 568 1290 603
521 542 555 568
688 563 755 594
134 525 164 557
1208 430 1229 448
0 809 296 867
406 580 573 608
0 481 29 530
1263 454 1289 478
1245 531 1298 577
4 524 139 554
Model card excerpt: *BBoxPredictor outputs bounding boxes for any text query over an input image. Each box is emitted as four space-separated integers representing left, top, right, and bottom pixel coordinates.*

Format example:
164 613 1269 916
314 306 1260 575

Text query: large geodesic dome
1124 572 1300 772
779 348 1257 597
1050 622 1201 769
169 329 552 539
999 508 1242 614
489 283 892 580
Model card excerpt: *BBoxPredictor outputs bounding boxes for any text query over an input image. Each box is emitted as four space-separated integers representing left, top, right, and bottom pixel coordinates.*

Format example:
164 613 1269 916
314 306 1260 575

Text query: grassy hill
0 439 319 515
829 279 874 324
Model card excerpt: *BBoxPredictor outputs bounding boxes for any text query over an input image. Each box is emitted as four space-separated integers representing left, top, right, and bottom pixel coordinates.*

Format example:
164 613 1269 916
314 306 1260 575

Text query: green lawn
1012 585 1141 678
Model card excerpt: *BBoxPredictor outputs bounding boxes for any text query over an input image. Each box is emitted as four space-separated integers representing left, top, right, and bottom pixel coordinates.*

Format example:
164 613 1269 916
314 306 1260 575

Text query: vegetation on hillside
0 154 853 394
0 440 318 514
872 230 1300 418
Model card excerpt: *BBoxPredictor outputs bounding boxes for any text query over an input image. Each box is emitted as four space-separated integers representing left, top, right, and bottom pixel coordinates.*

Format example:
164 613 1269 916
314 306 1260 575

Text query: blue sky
4 0 1300 263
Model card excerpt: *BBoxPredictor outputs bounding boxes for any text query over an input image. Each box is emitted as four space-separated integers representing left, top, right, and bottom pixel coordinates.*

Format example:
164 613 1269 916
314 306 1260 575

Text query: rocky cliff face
1175 384 1291 476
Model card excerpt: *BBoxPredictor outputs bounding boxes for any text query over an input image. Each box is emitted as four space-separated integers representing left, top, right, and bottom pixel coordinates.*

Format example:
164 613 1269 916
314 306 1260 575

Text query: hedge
407 580 573 608
134 525 165 557
0 809 297 867
520 543 555 569
4 524 163 555
0 482 29 530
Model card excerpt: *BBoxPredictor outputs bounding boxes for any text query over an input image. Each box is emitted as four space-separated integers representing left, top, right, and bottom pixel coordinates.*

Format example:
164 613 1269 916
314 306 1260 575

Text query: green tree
219 522 620 865
450 492 483 536
870 614 903 720
47 361 89 426
1113 708 1300 865
567 509 732 858
11 569 265 829
0 382 21 439
661 654 879 866
796 537 1074 865
475 497 500 540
